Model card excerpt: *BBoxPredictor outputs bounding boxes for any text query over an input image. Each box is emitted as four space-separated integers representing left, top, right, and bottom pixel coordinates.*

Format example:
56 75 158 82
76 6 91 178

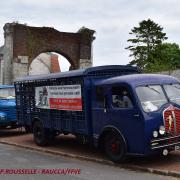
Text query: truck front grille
163 105 180 135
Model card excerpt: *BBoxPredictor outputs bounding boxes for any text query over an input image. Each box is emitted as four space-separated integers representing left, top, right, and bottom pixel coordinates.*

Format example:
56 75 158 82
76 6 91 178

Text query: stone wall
0 60 4 84
29 53 60 75
0 46 4 84
157 69 180 80
13 62 29 79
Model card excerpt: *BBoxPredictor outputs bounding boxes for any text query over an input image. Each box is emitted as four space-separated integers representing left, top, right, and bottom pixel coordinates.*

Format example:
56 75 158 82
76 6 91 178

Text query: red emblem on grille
163 105 180 135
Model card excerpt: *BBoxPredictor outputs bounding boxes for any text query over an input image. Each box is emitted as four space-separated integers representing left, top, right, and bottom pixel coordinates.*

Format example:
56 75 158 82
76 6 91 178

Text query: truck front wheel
104 132 126 162
33 121 49 146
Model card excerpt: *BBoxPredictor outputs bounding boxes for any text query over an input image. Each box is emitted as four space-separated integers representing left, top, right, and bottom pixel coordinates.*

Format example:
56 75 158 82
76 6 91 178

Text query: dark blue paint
0 85 17 127
91 74 180 155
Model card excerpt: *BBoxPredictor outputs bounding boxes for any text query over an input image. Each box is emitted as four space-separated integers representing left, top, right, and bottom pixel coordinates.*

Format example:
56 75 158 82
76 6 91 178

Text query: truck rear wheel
33 121 49 146
104 132 126 162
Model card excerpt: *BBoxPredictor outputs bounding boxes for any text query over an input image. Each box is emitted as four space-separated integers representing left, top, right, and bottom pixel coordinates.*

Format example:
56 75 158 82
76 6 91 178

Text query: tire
104 132 126 163
33 121 49 146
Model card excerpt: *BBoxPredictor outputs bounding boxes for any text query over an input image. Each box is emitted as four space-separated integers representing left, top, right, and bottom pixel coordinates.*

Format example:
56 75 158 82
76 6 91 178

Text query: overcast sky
0 0 180 70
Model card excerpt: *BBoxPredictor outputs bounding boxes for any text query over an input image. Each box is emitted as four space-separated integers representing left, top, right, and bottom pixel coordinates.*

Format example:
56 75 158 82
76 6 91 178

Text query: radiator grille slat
164 105 180 135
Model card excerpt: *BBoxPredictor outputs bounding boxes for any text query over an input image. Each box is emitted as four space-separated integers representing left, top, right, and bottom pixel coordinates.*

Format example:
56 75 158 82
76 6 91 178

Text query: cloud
0 0 180 66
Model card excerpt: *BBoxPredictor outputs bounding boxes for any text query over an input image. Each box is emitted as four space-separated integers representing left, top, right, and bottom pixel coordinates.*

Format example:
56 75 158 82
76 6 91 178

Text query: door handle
134 114 140 117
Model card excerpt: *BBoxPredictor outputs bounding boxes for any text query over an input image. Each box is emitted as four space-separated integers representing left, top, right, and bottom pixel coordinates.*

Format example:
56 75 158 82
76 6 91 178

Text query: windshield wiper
172 84 180 90
146 86 161 94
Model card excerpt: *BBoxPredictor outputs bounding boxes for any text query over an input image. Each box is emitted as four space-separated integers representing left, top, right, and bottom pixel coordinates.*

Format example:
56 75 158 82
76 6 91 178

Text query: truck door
92 84 144 154
108 85 144 154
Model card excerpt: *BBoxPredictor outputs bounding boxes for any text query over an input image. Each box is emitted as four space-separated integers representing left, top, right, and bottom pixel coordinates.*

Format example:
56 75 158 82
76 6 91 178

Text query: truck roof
0 85 14 89
14 65 141 83
98 74 179 87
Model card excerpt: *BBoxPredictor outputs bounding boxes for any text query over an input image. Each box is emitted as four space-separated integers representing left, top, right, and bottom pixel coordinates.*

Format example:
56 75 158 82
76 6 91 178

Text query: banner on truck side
35 85 82 111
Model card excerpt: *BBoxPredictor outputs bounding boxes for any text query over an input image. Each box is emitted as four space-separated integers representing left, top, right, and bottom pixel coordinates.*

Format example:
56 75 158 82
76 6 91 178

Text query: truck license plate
175 145 180 151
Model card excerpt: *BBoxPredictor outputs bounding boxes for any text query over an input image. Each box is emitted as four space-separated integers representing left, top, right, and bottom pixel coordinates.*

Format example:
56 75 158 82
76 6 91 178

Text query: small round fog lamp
153 131 158 138
159 126 165 135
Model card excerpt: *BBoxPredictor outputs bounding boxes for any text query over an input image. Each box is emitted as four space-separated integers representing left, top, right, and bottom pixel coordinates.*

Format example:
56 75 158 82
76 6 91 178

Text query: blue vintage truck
0 85 17 129
14 65 180 162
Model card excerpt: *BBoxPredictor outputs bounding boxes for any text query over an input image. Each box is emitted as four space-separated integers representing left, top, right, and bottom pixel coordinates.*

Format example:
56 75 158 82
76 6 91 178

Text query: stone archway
2 23 95 84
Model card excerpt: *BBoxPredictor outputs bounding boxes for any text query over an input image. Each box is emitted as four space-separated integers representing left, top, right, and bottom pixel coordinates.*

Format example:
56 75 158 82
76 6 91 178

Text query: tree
146 43 180 73
126 19 167 70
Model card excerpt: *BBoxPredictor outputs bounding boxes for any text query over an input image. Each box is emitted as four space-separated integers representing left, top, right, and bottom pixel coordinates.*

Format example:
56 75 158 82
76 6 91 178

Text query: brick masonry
2 23 95 84
51 54 60 73
29 53 60 75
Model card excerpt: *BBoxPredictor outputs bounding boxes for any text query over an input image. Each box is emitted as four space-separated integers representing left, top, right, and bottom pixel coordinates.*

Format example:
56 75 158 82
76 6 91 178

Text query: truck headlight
153 131 158 138
159 126 165 135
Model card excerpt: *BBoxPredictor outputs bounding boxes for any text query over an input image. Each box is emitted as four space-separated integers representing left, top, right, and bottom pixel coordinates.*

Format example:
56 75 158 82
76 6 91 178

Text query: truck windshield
163 84 180 106
0 88 15 99
136 85 168 112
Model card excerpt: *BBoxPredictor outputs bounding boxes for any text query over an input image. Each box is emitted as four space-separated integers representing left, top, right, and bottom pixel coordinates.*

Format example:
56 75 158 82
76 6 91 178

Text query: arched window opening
29 52 70 75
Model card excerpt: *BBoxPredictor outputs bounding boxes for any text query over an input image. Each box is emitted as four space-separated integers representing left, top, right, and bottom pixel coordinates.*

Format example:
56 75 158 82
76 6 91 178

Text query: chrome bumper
151 135 180 150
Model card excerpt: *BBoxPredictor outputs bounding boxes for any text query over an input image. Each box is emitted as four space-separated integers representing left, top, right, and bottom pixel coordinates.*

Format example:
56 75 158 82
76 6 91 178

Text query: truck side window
112 87 133 108
96 86 104 107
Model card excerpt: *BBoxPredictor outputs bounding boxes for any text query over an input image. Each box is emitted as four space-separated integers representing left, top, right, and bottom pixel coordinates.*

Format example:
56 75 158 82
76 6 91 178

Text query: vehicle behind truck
14 65 180 162
0 85 17 129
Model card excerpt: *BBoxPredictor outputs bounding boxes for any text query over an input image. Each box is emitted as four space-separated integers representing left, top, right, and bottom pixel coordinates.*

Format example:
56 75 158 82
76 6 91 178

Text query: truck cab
0 85 17 129
92 74 180 161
